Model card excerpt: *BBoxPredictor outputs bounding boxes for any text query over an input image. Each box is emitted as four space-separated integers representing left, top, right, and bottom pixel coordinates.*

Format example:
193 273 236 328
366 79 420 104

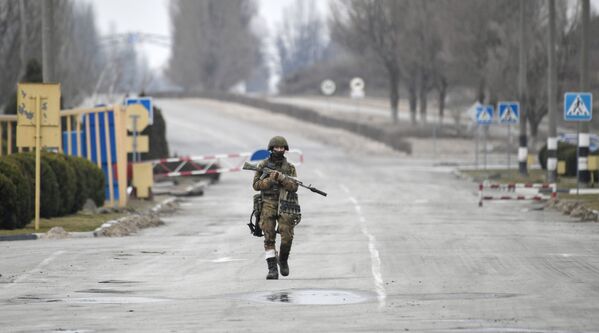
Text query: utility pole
18 0 27 77
579 0 591 185
41 0 54 83
547 0 558 182
518 0 529 176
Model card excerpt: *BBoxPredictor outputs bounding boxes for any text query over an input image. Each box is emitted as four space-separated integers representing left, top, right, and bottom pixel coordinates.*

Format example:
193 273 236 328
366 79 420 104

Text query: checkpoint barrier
150 149 304 178
478 182 557 207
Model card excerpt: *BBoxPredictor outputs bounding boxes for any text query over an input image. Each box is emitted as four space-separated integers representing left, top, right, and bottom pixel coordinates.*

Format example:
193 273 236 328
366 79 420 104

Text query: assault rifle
242 162 328 197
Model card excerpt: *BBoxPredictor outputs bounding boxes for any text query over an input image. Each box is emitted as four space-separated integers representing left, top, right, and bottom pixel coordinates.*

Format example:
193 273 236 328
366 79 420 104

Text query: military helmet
268 136 289 151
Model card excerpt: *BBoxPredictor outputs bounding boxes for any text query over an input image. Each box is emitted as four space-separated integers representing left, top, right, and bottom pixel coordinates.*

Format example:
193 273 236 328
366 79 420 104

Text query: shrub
0 173 17 229
0 157 32 227
9 153 60 218
141 105 170 160
43 153 77 215
66 155 105 210
1 152 105 221
539 141 598 177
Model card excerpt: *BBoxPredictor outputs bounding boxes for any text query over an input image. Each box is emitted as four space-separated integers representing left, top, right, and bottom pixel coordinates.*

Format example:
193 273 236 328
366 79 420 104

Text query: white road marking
4 250 65 289
211 257 247 263
343 184 386 309
314 169 326 179
340 185 350 194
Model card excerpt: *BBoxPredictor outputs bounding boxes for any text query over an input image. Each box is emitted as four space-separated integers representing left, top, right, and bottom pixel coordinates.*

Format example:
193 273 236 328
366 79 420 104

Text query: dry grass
0 213 126 236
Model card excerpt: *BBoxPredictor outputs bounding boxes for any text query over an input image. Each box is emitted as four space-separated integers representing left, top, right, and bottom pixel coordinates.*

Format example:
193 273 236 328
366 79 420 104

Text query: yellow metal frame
1 103 130 231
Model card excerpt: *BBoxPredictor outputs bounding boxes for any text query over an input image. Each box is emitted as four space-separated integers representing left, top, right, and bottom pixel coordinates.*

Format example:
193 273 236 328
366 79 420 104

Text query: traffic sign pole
475 125 479 169
34 96 41 231
576 121 580 197
507 124 511 170
484 127 488 170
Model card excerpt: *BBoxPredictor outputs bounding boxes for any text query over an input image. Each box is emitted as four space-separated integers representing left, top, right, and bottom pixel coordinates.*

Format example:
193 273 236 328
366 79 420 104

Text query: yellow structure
16 83 61 149
125 104 150 154
15 83 61 231
2 101 132 230
132 162 154 199
589 156 598 171
62 105 129 208
527 154 535 168
557 161 566 175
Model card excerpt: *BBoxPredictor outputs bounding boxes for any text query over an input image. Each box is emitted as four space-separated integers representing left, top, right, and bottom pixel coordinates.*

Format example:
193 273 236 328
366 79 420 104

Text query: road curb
0 197 180 242
0 234 38 242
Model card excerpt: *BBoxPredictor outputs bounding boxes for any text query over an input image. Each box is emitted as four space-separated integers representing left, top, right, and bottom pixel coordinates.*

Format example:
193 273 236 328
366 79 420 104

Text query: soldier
252 136 301 279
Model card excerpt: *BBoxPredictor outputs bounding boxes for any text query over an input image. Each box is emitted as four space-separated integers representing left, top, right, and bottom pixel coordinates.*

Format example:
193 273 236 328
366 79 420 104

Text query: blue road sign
564 92 592 121
476 105 494 125
250 149 270 161
125 97 154 125
498 102 520 125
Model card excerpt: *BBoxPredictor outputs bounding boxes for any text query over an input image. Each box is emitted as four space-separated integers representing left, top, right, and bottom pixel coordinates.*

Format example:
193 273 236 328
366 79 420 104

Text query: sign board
350 77 365 99
320 79 336 96
250 149 270 161
126 104 150 132
125 97 154 125
126 135 149 153
564 92 592 121
132 162 154 198
16 83 61 148
498 102 520 125
476 105 494 125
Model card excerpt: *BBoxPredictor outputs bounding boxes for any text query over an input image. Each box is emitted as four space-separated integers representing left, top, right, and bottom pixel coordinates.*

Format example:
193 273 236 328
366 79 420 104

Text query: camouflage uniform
253 136 300 279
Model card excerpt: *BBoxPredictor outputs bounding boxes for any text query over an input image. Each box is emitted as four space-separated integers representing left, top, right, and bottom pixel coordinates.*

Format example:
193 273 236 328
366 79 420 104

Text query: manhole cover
233 288 375 305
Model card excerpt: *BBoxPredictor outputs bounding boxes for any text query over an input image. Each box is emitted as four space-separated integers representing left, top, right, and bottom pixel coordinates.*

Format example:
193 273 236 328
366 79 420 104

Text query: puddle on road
98 280 141 284
233 288 375 305
61 297 168 304
12 295 168 305
76 289 133 294
397 292 520 301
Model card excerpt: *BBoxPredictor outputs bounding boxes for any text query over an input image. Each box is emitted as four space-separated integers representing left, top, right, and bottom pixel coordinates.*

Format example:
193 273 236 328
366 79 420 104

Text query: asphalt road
1 98 599 332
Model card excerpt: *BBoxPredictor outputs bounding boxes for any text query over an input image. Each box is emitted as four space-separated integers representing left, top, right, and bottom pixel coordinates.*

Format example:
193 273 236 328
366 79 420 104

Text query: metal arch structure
100 32 171 48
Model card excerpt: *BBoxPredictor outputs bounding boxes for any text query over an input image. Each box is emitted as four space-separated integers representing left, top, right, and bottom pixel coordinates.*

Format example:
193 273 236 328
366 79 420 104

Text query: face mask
271 151 284 159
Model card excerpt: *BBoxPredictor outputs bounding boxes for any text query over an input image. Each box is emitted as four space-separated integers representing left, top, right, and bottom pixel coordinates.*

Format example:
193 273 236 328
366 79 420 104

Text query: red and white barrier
478 182 557 207
149 149 304 178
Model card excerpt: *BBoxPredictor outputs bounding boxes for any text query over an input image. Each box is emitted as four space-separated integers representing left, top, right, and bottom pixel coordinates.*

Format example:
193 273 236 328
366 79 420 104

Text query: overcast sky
90 0 598 72
90 0 330 71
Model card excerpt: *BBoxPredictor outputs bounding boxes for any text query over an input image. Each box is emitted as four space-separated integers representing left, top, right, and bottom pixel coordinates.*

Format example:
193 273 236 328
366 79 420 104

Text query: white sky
89 0 599 72
90 0 330 71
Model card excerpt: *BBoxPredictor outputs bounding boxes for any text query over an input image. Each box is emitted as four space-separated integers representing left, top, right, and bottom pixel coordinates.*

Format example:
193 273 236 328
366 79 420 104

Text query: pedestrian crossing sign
498 102 520 125
476 105 494 125
564 92 592 121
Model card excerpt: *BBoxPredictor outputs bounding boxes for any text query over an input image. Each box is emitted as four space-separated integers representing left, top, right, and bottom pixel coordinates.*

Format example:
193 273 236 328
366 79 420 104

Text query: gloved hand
256 177 276 190
270 171 287 183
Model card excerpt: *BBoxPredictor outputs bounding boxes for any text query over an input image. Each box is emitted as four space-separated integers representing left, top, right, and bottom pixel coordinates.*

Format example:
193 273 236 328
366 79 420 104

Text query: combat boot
266 257 279 280
278 243 291 276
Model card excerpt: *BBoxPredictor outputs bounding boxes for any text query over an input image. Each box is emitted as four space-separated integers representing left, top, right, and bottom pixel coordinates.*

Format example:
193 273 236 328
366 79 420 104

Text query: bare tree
167 0 260 91
276 0 329 82
331 0 404 124
1 0 103 111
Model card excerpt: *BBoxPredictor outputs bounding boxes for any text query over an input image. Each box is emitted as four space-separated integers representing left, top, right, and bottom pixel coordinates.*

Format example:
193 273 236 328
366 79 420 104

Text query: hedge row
0 152 105 229
538 141 599 177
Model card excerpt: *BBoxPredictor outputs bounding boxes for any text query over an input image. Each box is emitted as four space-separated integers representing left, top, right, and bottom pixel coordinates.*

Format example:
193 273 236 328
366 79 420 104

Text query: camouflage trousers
260 201 295 251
